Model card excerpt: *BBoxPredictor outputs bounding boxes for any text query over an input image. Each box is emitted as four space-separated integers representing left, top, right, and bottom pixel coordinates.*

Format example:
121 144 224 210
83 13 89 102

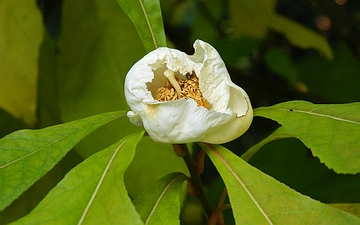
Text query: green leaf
133 172 187 225
0 0 44 125
10 132 145 225
0 111 125 210
57 0 144 158
269 15 333 60
254 101 360 174
229 0 333 59
297 42 360 102
37 30 62 128
58 0 188 199
200 143 360 224
330 204 360 218
116 0 166 52
241 126 293 161
124 139 188 198
264 48 300 85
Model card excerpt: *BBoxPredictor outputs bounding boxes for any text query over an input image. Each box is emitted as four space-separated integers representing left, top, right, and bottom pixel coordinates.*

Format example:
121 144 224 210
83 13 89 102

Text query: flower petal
201 85 253 143
140 99 234 143
191 40 231 113
124 39 253 144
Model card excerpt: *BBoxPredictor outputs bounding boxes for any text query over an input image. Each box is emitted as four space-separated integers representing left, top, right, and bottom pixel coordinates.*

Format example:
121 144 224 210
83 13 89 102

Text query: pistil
164 69 182 97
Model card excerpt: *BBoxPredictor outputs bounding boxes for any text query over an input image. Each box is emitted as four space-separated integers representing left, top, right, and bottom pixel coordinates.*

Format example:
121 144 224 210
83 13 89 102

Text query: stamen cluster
155 72 210 109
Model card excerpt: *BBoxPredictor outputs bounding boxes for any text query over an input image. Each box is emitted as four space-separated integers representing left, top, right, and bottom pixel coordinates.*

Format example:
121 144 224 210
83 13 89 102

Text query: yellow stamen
155 71 211 109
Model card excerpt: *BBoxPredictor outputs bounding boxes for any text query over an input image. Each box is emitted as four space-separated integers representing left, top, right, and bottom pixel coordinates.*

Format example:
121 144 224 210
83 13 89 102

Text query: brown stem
173 144 213 219
208 205 231 225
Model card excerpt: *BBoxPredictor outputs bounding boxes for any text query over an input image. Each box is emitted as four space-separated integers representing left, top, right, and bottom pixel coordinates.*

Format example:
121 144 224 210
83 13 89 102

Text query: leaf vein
77 137 128 224
145 174 185 225
280 109 360 124
211 147 273 224
138 0 157 49
0 135 67 169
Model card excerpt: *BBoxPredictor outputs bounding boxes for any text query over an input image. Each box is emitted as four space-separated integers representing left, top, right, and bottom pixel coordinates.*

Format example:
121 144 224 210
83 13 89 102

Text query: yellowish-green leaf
116 0 166 52
133 173 187 225
10 132 145 225
0 111 125 210
201 143 360 224
254 101 360 174
0 0 44 125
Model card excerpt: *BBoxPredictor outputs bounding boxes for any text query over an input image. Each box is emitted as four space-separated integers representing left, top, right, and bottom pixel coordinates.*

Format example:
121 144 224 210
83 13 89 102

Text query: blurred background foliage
1 0 360 224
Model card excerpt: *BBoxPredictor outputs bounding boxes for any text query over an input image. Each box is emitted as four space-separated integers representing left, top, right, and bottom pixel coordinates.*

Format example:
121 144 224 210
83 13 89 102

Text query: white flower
124 40 253 144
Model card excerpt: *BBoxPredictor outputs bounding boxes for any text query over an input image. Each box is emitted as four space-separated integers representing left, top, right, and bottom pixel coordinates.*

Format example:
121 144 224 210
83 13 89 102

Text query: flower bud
124 40 252 144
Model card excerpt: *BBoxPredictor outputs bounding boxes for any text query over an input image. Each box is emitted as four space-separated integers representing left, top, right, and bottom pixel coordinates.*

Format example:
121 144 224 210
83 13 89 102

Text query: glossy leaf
0 111 125 210
201 143 360 224
241 126 293 161
116 0 166 52
11 132 145 225
0 0 44 125
133 173 187 225
254 101 360 174
229 0 332 59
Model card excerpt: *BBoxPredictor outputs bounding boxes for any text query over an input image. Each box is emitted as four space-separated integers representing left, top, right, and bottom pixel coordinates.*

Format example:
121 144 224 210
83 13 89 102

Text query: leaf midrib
144 174 185 225
0 135 68 169
276 108 360 125
138 0 157 49
77 139 128 224
210 146 273 224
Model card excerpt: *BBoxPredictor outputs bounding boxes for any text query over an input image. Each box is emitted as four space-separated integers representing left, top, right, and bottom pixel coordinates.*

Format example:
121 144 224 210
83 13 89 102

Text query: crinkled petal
191 40 231 113
125 47 198 113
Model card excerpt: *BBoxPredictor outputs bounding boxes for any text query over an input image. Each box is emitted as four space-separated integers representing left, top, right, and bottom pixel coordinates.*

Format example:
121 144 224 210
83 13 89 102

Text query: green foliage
57 0 144 157
10 132 144 225
1 0 360 224
133 173 187 225
201 143 360 224
297 42 360 102
116 0 166 52
56 0 187 200
228 0 333 59
241 126 293 162
330 204 360 218
0 0 43 125
255 101 360 174
265 48 299 85
0 111 125 211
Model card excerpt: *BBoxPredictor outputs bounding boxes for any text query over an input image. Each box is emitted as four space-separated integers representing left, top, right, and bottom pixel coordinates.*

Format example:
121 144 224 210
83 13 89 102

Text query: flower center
155 69 210 109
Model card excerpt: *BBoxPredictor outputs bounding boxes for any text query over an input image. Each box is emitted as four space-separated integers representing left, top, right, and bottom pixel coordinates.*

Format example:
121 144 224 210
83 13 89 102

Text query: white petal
140 99 234 143
127 111 143 127
124 39 253 144
201 86 253 143
191 40 231 112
